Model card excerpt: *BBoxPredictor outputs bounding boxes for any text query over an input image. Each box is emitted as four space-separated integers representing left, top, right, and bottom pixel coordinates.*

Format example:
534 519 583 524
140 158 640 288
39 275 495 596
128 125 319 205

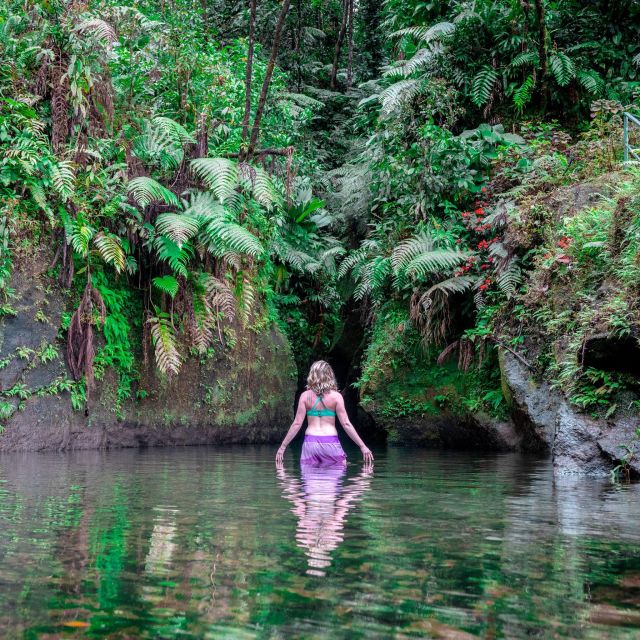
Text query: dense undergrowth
1 0 640 425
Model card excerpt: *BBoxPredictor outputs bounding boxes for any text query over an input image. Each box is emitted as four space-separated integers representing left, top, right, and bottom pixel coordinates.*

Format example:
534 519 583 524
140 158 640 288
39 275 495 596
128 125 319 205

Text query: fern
128 177 178 208
379 79 421 117
404 250 468 278
93 232 126 273
496 264 521 299
155 212 200 247
384 46 441 79
152 275 180 298
390 22 455 43
201 217 263 257
69 223 95 257
576 69 602 94
509 50 539 68
200 272 236 321
513 75 535 111
51 160 75 202
424 275 476 298
148 313 181 376
471 66 499 107
154 236 193 277
550 52 576 87
191 158 239 202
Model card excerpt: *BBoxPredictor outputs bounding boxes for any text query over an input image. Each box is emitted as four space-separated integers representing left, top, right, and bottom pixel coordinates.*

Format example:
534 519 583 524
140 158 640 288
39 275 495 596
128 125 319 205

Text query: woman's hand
275 446 286 467
361 446 374 466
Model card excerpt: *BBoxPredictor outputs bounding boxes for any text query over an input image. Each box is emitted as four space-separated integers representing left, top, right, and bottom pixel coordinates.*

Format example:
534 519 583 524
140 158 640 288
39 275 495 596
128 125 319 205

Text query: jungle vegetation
1 0 639 420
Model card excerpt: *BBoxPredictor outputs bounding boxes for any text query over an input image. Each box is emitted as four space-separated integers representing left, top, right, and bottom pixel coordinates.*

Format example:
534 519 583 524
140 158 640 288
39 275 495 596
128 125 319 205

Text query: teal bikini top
307 394 336 418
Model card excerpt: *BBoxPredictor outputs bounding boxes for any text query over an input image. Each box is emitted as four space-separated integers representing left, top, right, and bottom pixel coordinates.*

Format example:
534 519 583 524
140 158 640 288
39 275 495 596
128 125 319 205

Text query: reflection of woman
277 465 373 576
275 360 373 467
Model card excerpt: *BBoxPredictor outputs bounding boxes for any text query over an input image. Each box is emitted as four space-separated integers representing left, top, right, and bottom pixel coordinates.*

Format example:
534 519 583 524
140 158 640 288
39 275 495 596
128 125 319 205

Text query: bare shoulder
328 390 344 406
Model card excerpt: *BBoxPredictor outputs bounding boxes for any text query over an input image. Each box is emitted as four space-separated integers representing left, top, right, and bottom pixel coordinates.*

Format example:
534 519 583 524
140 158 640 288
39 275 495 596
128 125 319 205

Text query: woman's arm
276 393 307 466
335 394 374 465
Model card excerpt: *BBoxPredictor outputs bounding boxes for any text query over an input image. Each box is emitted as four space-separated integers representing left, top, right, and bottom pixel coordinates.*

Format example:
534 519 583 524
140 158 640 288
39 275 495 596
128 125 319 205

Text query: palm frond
152 275 180 298
93 231 126 273
191 157 239 202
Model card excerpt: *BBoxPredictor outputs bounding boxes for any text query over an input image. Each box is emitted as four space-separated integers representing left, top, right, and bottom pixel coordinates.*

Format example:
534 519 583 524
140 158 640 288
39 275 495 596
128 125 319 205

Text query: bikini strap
310 394 324 411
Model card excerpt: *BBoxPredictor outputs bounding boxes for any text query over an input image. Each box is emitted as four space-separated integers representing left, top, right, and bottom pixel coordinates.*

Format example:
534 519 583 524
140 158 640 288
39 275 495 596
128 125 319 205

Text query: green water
1 446 640 639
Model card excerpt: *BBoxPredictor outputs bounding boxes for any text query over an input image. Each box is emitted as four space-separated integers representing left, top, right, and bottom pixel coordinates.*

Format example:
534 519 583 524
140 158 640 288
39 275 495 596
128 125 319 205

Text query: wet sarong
301 434 347 466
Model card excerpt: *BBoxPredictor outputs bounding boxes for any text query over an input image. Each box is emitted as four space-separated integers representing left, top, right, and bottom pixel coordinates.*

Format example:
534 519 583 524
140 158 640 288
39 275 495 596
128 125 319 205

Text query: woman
275 360 374 467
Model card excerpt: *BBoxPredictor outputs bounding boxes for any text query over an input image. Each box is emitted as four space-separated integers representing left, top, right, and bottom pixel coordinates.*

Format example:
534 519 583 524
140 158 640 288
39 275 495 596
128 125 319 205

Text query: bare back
302 389 342 436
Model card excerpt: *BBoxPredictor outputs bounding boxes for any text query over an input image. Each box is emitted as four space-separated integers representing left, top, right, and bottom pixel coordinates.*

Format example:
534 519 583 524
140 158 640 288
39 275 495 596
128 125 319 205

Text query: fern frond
201 218 263 257
152 275 180 298
471 66 499 107
390 22 455 43
190 157 239 202
424 275 476 298
51 160 75 202
93 231 126 273
128 176 178 208
200 273 236 321
404 250 468 278
155 212 200 246
154 236 193 277
148 313 181 376
75 18 116 45
513 75 535 111
152 116 195 145
69 223 95 257
576 69 603 94
384 46 441 79
550 52 576 86
509 50 539 68
379 79 421 117
496 264 521 299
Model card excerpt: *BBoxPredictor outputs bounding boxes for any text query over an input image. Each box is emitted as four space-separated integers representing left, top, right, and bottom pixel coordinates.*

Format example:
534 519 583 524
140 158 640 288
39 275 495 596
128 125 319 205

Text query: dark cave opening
581 334 640 377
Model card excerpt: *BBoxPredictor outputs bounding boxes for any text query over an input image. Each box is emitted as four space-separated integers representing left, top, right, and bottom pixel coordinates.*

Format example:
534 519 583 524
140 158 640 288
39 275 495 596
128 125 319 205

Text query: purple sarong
301 434 347 466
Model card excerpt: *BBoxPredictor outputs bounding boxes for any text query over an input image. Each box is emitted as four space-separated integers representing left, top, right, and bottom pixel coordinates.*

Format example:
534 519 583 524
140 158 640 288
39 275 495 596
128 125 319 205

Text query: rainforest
3 1 640 638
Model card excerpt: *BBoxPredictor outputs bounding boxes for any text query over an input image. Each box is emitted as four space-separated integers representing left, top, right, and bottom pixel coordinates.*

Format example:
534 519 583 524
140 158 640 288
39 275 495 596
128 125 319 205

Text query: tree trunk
346 0 355 89
330 0 349 90
533 0 549 108
247 0 292 158
241 0 258 147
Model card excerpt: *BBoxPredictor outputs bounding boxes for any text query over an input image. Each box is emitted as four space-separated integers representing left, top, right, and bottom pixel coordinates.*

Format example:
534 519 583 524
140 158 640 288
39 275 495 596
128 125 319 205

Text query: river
1 445 640 638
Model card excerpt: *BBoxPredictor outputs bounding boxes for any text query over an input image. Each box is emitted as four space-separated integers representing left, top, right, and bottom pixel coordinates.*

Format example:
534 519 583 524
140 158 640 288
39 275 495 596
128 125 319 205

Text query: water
1 446 640 639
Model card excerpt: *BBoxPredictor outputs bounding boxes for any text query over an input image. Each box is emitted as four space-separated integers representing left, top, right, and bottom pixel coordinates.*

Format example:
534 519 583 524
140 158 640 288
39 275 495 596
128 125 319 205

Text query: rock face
0 249 296 452
499 350 639 477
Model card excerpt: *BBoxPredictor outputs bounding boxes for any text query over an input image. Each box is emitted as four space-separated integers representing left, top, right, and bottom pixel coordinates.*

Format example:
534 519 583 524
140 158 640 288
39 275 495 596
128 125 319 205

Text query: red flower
479 284 488 291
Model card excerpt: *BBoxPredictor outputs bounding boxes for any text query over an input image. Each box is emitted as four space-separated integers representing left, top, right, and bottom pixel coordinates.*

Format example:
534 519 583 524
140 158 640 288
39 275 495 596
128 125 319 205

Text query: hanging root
67 282 106 392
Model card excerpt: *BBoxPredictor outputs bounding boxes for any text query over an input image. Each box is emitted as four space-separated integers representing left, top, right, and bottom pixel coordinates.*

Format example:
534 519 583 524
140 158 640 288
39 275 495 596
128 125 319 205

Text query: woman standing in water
275 360 374 466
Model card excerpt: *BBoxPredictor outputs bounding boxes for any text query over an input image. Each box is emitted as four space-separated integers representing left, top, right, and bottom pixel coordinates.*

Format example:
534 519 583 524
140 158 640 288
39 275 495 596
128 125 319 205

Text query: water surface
1 445 640 638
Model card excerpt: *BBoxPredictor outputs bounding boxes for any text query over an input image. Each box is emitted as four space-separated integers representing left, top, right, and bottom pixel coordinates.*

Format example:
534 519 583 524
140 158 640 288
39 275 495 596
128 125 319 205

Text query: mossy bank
0 247 296 452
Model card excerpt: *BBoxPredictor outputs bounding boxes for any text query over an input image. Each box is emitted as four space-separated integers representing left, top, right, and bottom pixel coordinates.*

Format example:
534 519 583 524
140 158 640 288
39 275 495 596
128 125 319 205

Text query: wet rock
500 349 639 477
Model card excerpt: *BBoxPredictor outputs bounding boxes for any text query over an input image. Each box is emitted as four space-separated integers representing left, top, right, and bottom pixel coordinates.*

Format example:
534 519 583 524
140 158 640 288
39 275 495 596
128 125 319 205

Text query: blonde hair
306 360 338 395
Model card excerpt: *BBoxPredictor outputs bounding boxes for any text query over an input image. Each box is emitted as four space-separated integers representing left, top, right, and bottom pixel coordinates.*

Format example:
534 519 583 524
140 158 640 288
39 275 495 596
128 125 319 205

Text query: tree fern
471 66 499 107
550 52 576 87
148 312 181 376
424 275 476 298
128 176 178 208
496 264 521 299
69 222 95 257
384 46 441 79
404 250 467 279
152 275 180 299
